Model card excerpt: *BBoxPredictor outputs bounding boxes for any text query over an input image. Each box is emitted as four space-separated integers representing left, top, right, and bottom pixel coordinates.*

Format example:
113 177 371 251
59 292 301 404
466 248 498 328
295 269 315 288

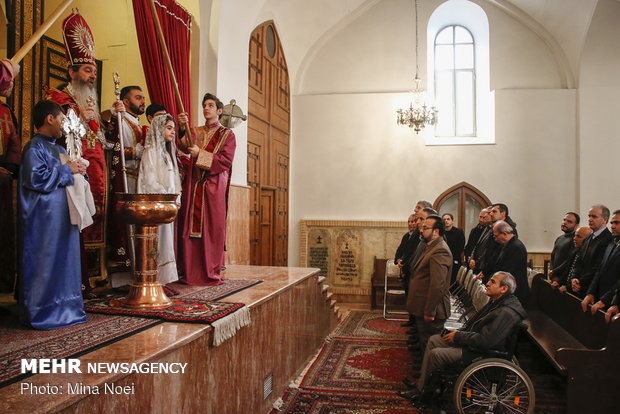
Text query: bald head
573 226 593 248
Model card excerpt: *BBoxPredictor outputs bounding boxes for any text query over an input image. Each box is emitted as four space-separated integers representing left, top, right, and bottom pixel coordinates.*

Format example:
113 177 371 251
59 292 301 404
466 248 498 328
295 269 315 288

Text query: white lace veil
137 114 181 195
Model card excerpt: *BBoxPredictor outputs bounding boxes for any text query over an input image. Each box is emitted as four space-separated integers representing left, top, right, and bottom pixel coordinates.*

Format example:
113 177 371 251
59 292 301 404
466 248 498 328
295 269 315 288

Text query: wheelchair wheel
453 358 535 414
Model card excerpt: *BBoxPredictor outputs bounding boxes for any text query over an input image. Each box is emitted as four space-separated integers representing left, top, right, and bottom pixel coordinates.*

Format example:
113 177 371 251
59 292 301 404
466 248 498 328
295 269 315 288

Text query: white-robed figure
137 114 181 284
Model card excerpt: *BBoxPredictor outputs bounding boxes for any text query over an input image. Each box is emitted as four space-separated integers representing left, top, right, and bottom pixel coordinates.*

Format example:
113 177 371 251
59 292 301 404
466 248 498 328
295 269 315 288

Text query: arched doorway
434 182 491 235
248 22 290 266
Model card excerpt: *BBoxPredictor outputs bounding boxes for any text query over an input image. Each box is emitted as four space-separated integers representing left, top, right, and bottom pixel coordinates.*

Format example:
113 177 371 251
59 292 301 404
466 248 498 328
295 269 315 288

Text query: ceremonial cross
62 109 86 162
345 242 349 250
317 236 322 244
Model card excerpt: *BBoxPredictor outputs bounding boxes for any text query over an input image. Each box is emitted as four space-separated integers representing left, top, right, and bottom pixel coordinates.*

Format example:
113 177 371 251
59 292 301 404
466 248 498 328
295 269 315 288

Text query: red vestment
0 98 21 292
177 124 235 285
45 87 108 245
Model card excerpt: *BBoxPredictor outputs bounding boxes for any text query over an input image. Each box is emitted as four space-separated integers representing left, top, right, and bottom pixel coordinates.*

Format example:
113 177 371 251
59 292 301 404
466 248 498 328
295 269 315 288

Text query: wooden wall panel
248 21 290 267
225 185 250 265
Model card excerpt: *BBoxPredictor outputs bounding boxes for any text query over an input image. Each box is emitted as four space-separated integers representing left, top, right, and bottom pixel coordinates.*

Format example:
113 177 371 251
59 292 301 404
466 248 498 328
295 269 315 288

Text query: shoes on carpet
402 378 416 388
400 320 415 327
407 328 418 335
397 387 422 401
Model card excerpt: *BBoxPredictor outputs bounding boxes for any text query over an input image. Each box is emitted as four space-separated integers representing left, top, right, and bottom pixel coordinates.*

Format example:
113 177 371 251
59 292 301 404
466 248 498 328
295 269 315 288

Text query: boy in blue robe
18 100 88 329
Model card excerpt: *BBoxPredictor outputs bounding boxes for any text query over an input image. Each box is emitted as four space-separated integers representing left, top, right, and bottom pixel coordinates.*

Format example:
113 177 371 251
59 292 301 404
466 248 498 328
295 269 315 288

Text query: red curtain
132 0 192 123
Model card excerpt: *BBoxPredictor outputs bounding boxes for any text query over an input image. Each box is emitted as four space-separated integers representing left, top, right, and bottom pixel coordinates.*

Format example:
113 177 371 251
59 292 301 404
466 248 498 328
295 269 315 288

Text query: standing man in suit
488 221 529 305
442 213 465 283
582 210 620 314
570 205 612 297
395 213 419 327
407 215 452 353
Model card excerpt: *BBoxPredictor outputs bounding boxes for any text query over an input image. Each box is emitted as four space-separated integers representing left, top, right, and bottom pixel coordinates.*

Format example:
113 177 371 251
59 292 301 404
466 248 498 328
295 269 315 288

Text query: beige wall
578 0 620 213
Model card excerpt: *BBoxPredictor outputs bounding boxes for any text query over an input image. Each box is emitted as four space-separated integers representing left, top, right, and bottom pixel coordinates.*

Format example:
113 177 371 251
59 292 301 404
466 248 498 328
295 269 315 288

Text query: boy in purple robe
18 100 87 329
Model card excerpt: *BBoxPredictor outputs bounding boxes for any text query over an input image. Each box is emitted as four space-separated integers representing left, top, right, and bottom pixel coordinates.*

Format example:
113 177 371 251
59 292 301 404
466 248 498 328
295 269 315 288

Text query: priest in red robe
0 59 21 293
177 93 235 285
45 12 114 295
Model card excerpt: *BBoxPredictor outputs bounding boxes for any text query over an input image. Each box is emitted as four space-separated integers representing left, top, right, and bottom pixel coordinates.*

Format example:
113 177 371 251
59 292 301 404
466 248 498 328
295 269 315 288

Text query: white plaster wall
211 0 269 186
298 0 561 95
578 0 620 212
288 0 574 265
289 90 576 265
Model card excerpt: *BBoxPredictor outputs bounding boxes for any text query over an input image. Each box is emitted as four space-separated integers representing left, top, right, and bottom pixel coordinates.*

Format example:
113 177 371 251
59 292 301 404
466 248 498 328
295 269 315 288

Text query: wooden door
248 22 290 266
434 182 491 235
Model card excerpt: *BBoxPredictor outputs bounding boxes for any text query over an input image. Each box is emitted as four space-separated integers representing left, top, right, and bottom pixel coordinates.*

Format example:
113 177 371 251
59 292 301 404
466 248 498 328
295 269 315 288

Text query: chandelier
396 0 438 134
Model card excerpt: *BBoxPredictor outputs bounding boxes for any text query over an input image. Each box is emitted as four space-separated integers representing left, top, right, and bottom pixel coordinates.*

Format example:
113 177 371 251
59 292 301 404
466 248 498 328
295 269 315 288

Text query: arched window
434 25 476 137
427 0 494 145
434 182 491 235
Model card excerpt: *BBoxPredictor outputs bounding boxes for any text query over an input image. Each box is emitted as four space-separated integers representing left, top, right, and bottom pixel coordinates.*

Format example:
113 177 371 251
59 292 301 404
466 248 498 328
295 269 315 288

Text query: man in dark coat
569 205 612 298
395 213 419 294
398 271 526 406
582 209 620 314
487 221 529 305
442 213 465 283
549 212 579 285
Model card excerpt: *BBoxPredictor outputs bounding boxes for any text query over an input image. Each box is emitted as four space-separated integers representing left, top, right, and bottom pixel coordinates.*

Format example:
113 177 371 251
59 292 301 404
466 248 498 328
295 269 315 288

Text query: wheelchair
423 323 535 414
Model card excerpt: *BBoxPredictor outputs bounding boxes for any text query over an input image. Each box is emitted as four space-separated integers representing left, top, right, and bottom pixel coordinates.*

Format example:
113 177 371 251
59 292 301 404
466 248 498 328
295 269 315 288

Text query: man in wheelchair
398 271 526 408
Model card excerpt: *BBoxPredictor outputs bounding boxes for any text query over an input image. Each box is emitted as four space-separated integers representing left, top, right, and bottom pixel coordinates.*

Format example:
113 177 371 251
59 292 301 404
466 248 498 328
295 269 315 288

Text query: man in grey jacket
398 271 526 404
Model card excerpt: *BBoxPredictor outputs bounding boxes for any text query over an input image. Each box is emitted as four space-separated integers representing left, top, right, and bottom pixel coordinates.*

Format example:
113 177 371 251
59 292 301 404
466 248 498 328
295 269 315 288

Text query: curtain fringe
154 0 192 30
212 306 251 346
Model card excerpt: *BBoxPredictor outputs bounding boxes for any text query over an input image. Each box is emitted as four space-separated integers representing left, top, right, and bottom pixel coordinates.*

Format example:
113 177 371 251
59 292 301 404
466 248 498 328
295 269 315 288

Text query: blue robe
18 134 87 329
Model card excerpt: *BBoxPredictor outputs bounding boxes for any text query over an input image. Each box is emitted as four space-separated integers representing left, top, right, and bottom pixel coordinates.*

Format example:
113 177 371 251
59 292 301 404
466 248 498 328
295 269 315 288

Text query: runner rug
273 310 567 414
0 278 260 388
273 310 418 413
84 298 250 346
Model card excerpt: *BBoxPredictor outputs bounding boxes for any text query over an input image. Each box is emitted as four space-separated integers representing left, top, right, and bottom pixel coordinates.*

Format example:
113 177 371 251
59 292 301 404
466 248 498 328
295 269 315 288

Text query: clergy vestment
45 87 108 293
0 86 21 292
18 134 86 329
178 122 235 285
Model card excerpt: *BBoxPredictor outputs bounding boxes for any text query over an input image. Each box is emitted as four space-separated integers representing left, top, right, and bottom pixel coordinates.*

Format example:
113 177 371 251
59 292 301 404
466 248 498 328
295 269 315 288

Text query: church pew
525 273 620 414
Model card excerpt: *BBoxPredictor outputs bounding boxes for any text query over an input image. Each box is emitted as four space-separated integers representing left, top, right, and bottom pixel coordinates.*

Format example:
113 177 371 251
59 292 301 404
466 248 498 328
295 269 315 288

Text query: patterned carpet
274 311 419 413
273 310 567 414
0 278 260 388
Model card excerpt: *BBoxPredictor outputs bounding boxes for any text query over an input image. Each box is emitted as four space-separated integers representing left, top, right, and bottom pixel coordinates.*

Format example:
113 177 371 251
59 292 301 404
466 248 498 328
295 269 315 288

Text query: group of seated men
393 200 529 407
548 205 620 322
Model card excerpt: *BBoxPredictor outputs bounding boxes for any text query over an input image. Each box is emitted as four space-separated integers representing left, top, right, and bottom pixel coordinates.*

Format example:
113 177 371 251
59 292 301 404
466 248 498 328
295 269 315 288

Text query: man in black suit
464 208 487 261
395 213 419 295
582 209 620 313
549 212 580 285
442 213 465 283
570 205 612 298
487 221 529 305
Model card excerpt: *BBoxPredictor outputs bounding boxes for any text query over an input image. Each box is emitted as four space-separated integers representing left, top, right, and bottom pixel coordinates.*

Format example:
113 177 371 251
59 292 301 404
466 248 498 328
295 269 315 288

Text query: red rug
275 388 418 413
300 337 416 394
84 298 245 324
331 310 410 339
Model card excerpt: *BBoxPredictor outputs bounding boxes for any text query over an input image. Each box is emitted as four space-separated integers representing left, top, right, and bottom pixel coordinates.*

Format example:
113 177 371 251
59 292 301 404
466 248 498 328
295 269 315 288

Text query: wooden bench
525 273 620 414
370 257 405 309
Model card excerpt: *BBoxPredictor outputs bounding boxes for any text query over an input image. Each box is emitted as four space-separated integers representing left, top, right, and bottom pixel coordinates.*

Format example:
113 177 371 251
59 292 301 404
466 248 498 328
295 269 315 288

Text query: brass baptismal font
111 193 179 308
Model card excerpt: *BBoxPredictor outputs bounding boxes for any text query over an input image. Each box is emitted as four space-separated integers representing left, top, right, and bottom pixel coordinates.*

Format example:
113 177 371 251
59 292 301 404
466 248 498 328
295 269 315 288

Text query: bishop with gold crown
45 11 110 295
